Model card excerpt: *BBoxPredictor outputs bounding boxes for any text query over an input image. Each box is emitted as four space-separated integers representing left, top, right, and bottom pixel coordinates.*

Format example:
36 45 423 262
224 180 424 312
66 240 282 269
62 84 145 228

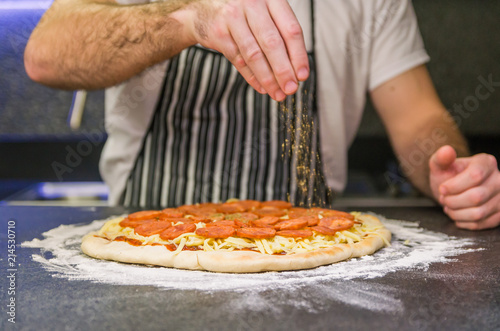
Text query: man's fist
429 145 500 230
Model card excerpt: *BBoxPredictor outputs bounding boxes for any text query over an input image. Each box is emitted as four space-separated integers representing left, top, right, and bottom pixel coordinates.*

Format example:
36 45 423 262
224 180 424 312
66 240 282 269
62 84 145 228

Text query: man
24 0 499 230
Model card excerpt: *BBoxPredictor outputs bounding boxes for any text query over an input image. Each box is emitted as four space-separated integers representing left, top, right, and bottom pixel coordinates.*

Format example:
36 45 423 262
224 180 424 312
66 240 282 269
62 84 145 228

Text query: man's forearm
371 65 470 199
397 111 470 198
25 0 196 90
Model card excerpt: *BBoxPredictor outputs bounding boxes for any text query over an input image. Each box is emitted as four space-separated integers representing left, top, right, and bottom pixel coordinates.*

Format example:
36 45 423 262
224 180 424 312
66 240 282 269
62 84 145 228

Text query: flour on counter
22 215 479 312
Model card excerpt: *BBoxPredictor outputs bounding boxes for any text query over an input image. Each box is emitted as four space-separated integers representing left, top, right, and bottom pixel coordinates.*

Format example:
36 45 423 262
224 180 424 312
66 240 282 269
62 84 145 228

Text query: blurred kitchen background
1 0 499 206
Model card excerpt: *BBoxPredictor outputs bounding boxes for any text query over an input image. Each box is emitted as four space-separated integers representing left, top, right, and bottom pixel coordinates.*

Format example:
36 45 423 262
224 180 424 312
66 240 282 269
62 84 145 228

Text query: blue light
0 1 52 10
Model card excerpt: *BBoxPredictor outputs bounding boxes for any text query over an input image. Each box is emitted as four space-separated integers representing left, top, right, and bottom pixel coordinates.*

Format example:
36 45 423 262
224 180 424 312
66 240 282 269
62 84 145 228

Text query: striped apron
120 1 334 209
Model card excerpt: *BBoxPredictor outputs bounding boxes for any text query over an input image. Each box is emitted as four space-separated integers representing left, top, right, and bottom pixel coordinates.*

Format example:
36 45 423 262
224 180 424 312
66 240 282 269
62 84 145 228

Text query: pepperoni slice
287 207 308 218
217 202 247 214
261 200 293 209
179 204 219 216
225 212 259 222
298 216 319 226
274 219 309 231
237 200 261 211
252 216 281 228
318 217 355 231
322 210 355 221
134 221 172 236
253 207 287 217
234 220 251 228
184 211 225 221
206 220 237 228
236 227 276 239
157 217 187 225
119 218 137 228
128 210 162 221
119 217 156 228
198 202 221 209
310 207 329 214
196 226 236 238
160 208 185 218
239 213 260 221
177 204 195 214
276 229 313 238
310 208 355 220
311 226 338 236
208 213 226 221
191 209 218 217
160 223 196 240
184 216 213 223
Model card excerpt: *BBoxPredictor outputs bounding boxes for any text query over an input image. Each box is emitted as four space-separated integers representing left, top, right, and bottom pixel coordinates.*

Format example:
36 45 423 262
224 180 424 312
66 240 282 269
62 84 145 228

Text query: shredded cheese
174 237 187 254
99 212 387 255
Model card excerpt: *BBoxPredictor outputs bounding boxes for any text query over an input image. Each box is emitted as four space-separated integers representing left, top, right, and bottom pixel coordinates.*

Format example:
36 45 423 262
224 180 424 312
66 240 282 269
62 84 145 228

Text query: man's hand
429 145 500 230
178 0 310 101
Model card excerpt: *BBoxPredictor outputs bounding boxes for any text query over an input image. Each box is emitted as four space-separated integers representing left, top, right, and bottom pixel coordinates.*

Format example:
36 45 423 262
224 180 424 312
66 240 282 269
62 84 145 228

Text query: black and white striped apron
120 1 334 209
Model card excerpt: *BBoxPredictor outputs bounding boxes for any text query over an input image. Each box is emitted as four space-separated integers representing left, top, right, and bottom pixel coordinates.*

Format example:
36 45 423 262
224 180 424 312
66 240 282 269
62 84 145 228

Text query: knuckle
224 2 240 18
262 32 284 50
472 208 486 221
470 168 485 185
245 0 259 6
213 23 228 39
260 75 276 88
233 54 246 68
444 208 454 218
248 77 261 90
245 46 264 63
470 189 487 205
273 65 291 78
464 222 480 231
487 154 498 168
284 22 303 39
223 43 238 61
247 74 258 85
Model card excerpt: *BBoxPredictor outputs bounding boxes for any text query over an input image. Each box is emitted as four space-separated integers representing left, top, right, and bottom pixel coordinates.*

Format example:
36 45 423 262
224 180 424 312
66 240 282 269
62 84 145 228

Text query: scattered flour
22 215 479 312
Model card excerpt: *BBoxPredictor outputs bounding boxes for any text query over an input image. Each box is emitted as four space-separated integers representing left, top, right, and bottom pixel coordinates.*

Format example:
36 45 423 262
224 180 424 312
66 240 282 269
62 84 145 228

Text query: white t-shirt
101 0 430 205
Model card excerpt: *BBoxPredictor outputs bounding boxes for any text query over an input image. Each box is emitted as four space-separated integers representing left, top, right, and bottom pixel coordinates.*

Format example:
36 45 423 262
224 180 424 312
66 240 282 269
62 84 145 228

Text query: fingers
429 145 464 200
429 145 457 173
266 0 310 81
451 211 500 231
226 3 286 100
439 154 497 195
194 0 308 101
443 192 500 223
440 184 493 210
221 29 266 94
226 0 306 100
438 154 500 230
245 2 298 97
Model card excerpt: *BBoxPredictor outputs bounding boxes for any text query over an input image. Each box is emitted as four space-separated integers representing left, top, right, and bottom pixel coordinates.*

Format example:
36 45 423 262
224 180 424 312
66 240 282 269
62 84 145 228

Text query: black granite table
1 205 499 331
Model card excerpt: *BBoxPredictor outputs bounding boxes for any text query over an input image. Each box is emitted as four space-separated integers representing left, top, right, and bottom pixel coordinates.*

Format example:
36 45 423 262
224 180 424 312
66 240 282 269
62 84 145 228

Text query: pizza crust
81 213 391 273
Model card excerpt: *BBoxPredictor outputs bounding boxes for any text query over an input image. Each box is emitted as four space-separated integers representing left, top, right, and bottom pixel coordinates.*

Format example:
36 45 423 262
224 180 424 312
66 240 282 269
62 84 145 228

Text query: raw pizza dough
81 213 391 273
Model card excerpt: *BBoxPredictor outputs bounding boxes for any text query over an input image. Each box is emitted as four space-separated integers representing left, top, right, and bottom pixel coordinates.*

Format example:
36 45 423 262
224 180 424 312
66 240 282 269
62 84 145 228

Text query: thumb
429 145 458 200
429 145 457 173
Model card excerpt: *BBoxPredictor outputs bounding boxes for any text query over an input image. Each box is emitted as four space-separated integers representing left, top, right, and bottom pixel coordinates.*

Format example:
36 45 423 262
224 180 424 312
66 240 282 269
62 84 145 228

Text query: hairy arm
24 0 197 90
370 65 469 198
25 0 309 100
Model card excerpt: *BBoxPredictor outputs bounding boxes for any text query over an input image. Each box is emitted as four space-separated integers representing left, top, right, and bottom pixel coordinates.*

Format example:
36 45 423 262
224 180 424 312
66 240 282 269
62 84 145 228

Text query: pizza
81 200 391 273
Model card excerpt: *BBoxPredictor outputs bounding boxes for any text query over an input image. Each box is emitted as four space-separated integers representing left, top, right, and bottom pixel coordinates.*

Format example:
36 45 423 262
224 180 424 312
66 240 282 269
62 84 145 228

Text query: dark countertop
1 205 499 331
